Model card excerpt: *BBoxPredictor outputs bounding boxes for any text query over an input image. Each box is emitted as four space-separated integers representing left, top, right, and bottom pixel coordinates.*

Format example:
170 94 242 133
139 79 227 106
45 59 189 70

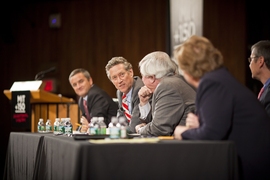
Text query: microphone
35 66 56 80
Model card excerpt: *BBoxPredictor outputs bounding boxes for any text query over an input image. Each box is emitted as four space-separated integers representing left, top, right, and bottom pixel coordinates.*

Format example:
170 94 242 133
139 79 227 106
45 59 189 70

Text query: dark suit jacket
181 67 270 180
79 84 118 126
140 74 196 136
259 83 270 117
116 76 150 133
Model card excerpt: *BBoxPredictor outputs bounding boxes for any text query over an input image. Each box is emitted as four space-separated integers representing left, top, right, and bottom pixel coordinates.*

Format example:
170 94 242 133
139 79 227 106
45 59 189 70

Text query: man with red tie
69 68 118 132
249 40 270 117
105 57 151 133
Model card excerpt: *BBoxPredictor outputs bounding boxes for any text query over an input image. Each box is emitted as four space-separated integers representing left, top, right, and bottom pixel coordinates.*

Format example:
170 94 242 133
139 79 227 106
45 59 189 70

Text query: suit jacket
259 83 270 117
140 74 196 136
79 84 118 126
181 67 270 180
116 76 150 133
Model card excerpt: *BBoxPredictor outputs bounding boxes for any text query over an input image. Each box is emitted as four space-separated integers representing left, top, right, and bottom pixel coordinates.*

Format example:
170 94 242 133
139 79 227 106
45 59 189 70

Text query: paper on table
89 137 160 144
158 136 174 140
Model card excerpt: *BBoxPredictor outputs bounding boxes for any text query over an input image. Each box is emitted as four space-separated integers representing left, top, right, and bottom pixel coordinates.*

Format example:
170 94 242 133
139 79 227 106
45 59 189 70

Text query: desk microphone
35 66 56 80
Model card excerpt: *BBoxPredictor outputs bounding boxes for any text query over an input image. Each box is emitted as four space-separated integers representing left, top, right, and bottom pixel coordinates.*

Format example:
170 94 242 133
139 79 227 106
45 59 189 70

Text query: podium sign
11 91 31 129
4 81 77 132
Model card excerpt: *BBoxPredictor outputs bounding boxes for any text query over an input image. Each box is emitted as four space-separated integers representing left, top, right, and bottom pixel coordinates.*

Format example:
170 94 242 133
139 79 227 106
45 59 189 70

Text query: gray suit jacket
140 74 196 136
116 76 150 133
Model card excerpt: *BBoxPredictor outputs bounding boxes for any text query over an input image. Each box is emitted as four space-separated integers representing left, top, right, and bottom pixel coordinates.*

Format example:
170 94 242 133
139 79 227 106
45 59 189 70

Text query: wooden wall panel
203 0 246 85
3 0 167 100
31 103 79 132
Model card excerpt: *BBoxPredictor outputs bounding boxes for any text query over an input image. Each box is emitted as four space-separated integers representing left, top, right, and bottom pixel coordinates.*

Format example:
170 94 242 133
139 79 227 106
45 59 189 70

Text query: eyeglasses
248 56 260 63
111 71 127 82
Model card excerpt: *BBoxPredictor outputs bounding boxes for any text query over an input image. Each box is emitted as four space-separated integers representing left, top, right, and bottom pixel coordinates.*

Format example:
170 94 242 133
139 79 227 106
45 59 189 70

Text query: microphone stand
35 67 56 80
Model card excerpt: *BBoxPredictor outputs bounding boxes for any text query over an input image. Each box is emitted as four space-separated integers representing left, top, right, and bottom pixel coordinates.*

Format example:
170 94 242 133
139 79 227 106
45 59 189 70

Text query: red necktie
258 87 265 99
83 99 91 122
122 94 131 122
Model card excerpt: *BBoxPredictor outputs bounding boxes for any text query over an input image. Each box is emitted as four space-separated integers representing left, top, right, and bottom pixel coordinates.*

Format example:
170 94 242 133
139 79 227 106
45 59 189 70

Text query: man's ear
258 56 265 68
89 77 93 84
129 69 134 77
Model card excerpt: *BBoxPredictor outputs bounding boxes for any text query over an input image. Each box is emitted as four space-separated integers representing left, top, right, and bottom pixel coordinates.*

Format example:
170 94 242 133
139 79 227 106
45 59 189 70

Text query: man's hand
174 113 200 140
80 116 89 133
135 123 146 133
173 126 189 140
138 86 152 106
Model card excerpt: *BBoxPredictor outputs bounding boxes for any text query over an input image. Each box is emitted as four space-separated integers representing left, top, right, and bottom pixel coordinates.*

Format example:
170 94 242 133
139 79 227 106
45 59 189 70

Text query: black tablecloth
4 132 44 180
4 132 239 180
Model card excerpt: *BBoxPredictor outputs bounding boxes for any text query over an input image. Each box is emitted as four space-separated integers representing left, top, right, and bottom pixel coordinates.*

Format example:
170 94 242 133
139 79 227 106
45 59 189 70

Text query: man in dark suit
105 57 150 133
249 40 270 117
135 51 196 136
69 68 118 131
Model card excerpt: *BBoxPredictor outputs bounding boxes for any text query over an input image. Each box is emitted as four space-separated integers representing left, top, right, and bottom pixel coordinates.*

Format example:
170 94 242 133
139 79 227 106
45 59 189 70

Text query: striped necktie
83 99 91 122
258 87 265 99
122 93 131 122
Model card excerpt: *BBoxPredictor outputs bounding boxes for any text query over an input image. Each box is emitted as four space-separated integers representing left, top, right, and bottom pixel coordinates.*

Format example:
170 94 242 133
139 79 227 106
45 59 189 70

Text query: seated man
69 68 118 132
135 51 196 136
248 40 270 117
105 57 150 133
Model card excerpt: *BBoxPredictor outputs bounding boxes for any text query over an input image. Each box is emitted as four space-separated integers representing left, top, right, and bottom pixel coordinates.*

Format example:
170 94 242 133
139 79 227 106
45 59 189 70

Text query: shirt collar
83 96 88 101
125 88 133 102
264 78 270 88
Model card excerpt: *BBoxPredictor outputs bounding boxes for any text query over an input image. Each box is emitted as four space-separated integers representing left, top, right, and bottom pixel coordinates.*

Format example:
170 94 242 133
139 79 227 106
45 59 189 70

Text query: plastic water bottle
59 118 65 134
109 116 120 139
45 119 52 132
64 118 73 135
89 117 98 135
98 117 107 135
54 118 60 134
37 118 45 133
119 116 128 139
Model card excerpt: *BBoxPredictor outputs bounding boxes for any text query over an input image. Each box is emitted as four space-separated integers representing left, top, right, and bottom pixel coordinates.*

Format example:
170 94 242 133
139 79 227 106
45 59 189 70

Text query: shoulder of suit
133 76 144 86
116 89 122 98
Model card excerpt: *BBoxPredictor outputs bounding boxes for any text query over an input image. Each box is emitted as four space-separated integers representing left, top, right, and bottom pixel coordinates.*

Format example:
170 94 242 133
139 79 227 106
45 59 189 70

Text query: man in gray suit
106 57 150 133
135 51 196 136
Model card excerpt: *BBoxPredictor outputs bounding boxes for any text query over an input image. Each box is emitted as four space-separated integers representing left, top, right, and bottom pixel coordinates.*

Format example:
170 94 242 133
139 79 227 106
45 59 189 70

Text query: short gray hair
105 57 133 79
139 51 178 78
69 68 91 81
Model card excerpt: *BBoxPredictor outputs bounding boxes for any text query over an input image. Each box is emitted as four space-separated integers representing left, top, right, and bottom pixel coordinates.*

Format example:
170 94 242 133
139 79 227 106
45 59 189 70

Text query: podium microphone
35 66 56 80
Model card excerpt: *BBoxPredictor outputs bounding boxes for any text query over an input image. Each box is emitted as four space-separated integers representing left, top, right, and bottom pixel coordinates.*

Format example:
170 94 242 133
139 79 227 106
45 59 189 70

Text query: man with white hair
135 51 196 136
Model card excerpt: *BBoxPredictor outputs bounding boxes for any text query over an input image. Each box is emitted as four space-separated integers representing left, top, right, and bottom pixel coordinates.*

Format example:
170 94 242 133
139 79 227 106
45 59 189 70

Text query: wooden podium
4 83 80 132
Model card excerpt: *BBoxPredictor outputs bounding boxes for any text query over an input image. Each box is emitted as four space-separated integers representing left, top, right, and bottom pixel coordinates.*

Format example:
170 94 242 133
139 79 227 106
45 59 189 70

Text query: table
4 132 239 180
4 132 44 180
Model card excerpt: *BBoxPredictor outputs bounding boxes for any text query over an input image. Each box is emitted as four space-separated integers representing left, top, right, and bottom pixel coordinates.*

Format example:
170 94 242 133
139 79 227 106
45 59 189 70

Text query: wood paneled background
1 0 269 177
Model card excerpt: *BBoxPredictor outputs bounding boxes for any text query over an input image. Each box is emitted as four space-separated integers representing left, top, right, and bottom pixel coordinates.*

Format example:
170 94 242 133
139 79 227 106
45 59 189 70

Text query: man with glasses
249 40 270 117
105 57 150 133
135 51 196 136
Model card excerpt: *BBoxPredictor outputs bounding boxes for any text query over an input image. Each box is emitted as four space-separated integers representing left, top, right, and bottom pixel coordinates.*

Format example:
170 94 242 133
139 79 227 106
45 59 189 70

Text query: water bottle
98 117 107 135
37 118 45 133
59 118 66 134
119 116 128 139
109 116 120 139
45 119 52 132
64 118 73 135
89 117 98 135
54 118 60 134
